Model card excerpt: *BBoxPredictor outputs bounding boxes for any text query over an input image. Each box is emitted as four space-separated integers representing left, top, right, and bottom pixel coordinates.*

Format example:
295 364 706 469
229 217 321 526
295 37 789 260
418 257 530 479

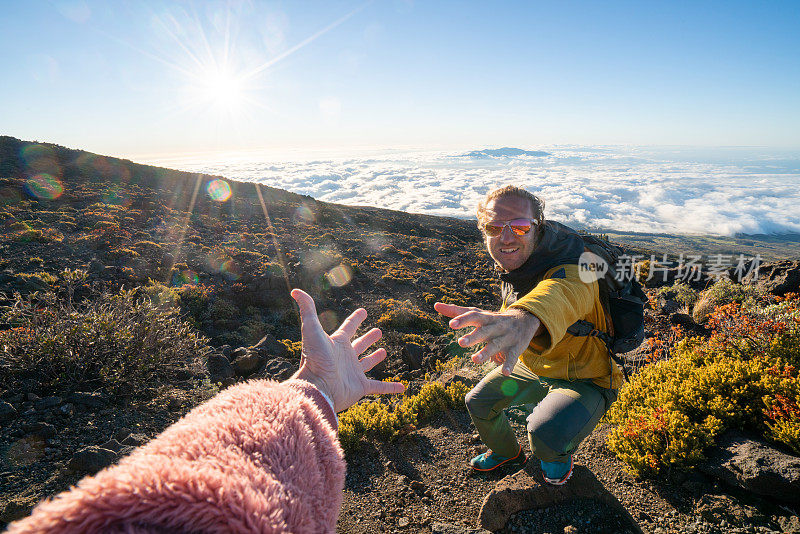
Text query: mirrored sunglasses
483 218 537 237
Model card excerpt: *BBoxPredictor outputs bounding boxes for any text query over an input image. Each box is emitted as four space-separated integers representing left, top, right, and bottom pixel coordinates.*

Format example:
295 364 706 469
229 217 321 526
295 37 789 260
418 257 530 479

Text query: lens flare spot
325 263 353 288
221 259 241 281
207 179 232 202
20 144 59 174
293 205 315 224
500 379 519 397
318 310 339 333
24 174 64 200
171 269 199 287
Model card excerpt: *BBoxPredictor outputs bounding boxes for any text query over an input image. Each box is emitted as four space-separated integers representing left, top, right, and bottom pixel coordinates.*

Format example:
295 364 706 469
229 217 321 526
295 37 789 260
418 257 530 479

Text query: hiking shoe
470 446 526 472
541 456 574 486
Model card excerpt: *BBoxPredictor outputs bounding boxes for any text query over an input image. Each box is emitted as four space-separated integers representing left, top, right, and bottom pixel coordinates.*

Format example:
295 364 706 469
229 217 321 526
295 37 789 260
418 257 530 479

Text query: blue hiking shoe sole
541 456 574 486
470 446 526 472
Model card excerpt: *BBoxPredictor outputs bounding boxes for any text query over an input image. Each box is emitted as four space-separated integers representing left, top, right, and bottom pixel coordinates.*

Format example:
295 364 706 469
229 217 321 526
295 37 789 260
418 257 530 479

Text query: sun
197 66 246 112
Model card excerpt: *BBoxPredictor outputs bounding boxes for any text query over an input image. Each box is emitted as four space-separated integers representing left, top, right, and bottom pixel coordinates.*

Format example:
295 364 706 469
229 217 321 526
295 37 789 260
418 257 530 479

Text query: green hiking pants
465 360 618 462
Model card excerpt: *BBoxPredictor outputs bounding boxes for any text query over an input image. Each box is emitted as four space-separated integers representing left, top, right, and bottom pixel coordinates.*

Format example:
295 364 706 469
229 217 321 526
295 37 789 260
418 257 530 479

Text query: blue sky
1 1 798 157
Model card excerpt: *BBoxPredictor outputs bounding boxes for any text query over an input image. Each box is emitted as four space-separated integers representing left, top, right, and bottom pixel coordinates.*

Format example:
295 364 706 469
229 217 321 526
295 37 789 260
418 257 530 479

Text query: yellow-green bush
605 296 800 476
338 380 470 450
280 339 303 359
402 333 425 345
375 298 445 334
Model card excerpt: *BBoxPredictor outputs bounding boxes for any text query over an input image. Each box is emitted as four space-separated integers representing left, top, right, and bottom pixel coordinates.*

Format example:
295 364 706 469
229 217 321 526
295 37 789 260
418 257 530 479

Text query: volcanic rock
252 333 289 358
402 343 425 369
232 351 265 376
699 429 800 505
431 522 491 534
67 392 107 409
0 400 17 423
206 353 234 382
754 260 800 296
478 464 638 532
67 446 118 474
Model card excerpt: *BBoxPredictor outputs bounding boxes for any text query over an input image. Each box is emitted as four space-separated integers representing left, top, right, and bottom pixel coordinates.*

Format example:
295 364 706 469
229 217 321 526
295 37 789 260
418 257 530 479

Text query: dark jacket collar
499 221 585 295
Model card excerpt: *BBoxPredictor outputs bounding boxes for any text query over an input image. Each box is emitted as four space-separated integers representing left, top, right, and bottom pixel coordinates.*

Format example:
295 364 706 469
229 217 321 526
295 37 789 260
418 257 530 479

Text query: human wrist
292 367 335 410
510 307 544 335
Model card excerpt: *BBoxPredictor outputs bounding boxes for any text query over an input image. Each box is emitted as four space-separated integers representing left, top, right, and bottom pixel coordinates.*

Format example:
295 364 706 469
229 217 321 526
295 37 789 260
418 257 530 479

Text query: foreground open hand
291 289 405 412
434 302 542 376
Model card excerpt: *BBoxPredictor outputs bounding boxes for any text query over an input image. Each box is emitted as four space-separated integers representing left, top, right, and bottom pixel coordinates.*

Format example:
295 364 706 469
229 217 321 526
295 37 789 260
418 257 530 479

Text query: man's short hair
476 185 545 229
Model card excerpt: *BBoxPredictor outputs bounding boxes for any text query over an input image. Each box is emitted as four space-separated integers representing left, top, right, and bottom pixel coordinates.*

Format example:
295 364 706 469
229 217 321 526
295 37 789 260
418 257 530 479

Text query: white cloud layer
143 146 800 236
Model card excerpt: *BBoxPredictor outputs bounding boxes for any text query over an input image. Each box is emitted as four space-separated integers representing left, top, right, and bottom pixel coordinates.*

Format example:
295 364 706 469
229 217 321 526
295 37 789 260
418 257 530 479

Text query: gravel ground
336 408 797 534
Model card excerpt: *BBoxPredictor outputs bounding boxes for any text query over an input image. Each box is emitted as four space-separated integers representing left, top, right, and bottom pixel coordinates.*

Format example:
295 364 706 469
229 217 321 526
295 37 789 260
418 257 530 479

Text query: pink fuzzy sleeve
8 379 345 534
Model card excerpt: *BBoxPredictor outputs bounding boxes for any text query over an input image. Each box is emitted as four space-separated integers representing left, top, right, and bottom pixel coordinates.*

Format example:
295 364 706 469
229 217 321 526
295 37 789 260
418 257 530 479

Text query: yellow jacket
498 222 623 389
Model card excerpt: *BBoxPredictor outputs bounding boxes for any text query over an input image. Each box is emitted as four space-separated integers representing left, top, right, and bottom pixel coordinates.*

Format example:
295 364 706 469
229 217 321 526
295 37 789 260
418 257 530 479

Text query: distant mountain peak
462 147 551 158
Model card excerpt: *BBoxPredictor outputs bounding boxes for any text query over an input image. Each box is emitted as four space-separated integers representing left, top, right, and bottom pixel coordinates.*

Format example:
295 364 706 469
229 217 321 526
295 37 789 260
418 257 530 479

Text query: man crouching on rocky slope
435 185 621 486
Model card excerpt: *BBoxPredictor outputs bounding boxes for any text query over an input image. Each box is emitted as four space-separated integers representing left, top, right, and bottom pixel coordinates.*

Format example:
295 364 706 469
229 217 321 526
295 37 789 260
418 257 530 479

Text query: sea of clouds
142 146 800 236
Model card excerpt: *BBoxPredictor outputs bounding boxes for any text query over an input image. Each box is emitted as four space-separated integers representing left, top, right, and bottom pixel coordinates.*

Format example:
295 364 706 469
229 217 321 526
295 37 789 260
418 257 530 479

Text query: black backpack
566 235 647 383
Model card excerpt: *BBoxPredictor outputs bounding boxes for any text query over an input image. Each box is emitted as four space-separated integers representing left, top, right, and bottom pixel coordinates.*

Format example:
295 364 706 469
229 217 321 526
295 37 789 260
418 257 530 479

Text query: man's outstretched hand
434 302 543 376
291 289 405 412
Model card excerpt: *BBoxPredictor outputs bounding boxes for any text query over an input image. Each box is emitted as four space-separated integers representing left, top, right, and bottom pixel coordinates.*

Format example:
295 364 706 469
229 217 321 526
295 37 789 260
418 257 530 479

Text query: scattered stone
659 298 682 315
753 260 800 296
68 392 107 409
101 438 124 453
6 393 25 404
251 334 289 358
443 369 481 390
207 353 234 382
121 433 148 447
114 428 133 442
260 357 295 381
401 343 425 369
232 351 265 376
0 399 17 423
669 313 695 326
67 446 118 474
699 429 800 505
19 379 40 395
431 522 491 534
0 499 35 524
33 396 62 411
88 258 104 273
221 377 236 388
478 464 639 532
229 346 249 363
398 517 410 527
58 403 74 416
410 480 426 492
27 422 56 439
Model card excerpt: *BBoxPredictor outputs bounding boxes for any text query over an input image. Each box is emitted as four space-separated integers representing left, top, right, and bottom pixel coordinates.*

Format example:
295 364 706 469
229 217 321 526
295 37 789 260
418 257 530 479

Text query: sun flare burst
195 66 247 112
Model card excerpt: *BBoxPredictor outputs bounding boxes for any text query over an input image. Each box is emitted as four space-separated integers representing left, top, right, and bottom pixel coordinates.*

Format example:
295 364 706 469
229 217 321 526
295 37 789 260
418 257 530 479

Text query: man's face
483 196 538 272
